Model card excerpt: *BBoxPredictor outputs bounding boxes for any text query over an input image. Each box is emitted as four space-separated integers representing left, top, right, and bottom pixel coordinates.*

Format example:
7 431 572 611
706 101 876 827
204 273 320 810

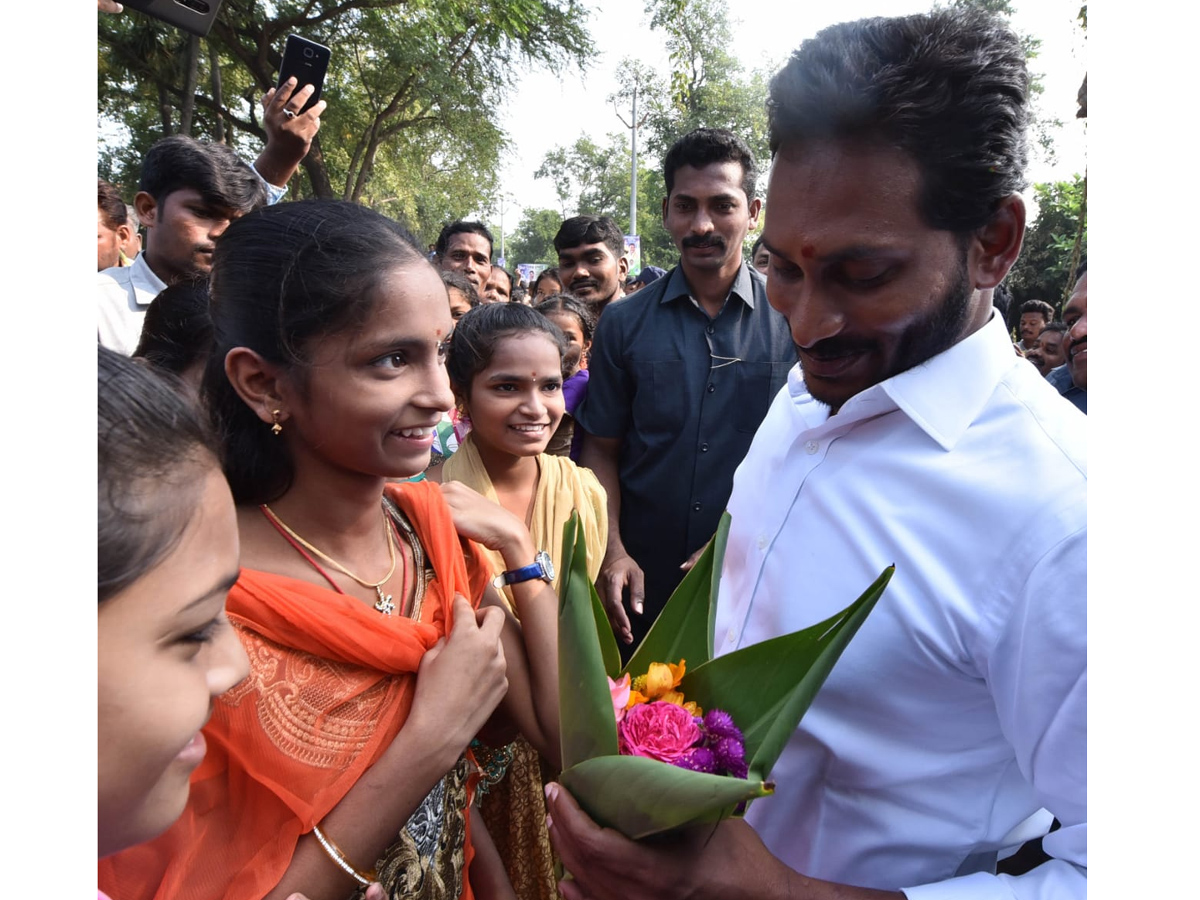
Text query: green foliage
640 0 771 167
533 133 675 266
529 0 769 272
1005 175 1087 315
98 0 593 243
506 208 564 266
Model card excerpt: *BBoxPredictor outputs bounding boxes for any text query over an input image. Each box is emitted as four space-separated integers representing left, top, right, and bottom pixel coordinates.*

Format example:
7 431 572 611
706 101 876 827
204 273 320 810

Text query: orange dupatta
98 482 491 900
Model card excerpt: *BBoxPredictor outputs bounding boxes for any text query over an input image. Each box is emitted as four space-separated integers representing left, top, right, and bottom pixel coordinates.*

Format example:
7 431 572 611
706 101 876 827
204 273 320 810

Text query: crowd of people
98 6 1086 900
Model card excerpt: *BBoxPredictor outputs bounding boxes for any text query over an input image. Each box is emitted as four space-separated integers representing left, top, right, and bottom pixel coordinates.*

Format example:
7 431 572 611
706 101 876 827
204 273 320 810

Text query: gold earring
271 409 283 435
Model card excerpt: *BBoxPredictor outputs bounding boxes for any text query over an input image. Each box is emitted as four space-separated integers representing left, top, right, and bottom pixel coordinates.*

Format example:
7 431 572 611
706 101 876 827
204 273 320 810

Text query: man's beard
886 253 975 379
801 252 975 410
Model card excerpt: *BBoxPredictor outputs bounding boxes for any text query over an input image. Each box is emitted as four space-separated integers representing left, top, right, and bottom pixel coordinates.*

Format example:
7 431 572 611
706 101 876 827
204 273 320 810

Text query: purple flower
674 746 718 774
713 735 748 779
703 709 743 742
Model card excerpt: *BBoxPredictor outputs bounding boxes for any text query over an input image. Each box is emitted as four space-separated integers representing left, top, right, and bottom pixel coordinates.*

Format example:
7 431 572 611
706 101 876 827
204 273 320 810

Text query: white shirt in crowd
97 252 168 356
715 313 1087 900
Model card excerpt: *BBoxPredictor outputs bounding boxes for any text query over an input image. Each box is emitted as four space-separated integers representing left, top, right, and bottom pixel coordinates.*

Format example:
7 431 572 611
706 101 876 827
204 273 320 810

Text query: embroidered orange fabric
98 482 492 900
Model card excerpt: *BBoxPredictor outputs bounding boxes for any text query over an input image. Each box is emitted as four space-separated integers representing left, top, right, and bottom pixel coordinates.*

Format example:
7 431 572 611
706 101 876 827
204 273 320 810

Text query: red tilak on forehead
801 245 816 259
435 329 444 338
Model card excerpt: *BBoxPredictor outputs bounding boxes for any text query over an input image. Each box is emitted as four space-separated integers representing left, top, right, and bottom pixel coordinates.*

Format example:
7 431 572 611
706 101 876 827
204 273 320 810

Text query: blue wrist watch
493 550 555 589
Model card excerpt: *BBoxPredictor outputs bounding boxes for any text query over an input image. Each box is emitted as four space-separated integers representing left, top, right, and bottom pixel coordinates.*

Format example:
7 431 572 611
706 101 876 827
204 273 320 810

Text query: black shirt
576 262 796 633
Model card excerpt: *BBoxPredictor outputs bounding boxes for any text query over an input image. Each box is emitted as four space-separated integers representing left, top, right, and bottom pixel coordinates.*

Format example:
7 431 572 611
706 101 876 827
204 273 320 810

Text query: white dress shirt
97 252 168 356
715 314 1086 899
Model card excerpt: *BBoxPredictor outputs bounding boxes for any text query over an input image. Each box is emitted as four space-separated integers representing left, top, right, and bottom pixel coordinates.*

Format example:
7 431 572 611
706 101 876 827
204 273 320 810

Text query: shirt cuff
250 163 288 205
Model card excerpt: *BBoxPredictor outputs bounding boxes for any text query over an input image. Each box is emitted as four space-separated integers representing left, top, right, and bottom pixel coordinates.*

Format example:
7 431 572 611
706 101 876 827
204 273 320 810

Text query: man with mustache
1024 321 1066 377
554 215 629 317
1047 267 1087 412
576 127 795 659
547 9 1085 900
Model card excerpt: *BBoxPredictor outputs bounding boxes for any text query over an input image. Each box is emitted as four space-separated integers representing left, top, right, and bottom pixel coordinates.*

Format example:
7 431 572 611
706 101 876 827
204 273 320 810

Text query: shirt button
706 324 715 335
805 440 819 455
757 534 768 550
692 502 702 512
726 629 736 644
707 383 716 393
700 442 709 452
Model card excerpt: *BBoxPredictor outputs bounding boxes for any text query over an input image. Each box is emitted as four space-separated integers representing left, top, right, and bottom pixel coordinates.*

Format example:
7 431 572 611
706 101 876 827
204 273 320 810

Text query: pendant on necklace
374 588 395 615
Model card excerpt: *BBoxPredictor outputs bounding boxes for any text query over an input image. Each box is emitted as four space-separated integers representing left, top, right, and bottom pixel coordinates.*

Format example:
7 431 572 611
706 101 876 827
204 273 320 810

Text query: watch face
537 550 555 582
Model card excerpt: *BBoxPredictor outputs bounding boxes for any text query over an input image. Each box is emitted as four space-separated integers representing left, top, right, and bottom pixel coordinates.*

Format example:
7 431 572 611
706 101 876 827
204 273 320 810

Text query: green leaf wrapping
621 516 729 678
558 755 773 840
678 565 894 784
556 511 893 838
557 512 619 769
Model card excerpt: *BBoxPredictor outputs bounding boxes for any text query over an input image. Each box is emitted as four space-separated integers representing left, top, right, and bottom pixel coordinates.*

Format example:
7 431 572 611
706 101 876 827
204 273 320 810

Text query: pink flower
607 673 631 724
618 701 701 763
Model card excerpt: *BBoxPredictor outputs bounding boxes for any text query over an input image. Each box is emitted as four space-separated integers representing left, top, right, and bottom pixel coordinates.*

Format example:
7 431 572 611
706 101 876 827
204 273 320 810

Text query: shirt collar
659 262 756 310
790 314 1016 451
131 252 169 303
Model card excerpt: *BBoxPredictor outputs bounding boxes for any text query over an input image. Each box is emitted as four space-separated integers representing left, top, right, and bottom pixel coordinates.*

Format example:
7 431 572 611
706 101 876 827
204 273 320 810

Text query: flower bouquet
556 511 893 839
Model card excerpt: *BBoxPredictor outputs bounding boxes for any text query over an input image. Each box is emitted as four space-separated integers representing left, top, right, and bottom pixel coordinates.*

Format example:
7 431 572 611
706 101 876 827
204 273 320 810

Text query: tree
533 133 676 266
635 0 771 167
505 208 563 266
98 0 592 242
1004 175 1087 316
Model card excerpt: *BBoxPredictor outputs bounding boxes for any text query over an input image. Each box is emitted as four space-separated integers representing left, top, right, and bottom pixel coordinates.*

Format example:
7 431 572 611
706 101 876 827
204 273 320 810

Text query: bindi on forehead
801 245 815 259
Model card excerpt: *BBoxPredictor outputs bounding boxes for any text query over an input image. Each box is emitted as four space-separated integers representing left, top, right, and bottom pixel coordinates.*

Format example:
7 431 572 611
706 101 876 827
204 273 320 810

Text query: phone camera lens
304 48 314 58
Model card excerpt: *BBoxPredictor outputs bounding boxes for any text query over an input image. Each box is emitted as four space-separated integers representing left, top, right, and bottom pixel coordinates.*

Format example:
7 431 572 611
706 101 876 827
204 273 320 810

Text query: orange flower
643 660 686 699
626 660 693 710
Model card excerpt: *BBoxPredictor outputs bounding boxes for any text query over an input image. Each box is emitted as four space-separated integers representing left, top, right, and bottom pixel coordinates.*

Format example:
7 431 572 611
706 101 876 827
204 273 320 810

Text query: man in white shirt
98 79 324 354
545 9 1086 900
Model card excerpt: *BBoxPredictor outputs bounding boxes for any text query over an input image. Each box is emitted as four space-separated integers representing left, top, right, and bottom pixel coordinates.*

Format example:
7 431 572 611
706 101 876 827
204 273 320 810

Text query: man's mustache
682 235 726 250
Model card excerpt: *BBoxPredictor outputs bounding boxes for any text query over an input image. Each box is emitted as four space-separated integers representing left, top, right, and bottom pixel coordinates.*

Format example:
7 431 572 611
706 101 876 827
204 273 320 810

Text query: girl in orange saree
99 201 560 900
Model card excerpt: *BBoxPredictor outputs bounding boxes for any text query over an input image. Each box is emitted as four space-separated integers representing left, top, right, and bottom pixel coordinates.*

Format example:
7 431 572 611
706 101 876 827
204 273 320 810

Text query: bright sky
495 0 1087 227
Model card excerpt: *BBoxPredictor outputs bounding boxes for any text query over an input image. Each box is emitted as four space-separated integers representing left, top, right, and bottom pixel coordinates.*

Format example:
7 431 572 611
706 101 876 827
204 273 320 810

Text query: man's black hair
435 220 494 259
663 128 757 202
1019 299 1054 323
767 8 1030 235
138 135 268 214
553 215 626 260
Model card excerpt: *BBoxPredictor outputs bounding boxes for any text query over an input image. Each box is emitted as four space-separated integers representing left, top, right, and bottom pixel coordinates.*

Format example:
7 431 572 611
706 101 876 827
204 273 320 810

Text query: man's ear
617 255 630 282
971 194 1026 290
133 191 158 230
747 197 763 229
661 196 669 222
224 347 290 429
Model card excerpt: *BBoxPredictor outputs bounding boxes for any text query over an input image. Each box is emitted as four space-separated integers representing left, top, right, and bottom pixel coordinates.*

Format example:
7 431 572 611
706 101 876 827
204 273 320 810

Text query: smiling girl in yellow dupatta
443 303 606 900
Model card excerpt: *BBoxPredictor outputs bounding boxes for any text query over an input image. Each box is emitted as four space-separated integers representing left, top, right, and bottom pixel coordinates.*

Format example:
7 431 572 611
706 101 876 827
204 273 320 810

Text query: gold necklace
261 503 399 615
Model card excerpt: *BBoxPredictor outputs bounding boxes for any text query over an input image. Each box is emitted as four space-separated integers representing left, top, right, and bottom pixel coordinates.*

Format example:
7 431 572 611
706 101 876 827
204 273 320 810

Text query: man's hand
98 0 123 12
545 783 903 900
679 541 709 573
546 782 772 900
254 77 327 191
594 551 644 645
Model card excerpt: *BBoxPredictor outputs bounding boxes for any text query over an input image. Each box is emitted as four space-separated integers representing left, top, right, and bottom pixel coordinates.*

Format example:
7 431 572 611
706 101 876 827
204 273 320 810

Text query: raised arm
253 79 326 196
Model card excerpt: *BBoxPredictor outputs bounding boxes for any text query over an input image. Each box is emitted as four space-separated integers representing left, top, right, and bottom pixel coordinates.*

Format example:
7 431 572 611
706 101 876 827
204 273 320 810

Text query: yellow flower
643 660 686 699
659 690 704 717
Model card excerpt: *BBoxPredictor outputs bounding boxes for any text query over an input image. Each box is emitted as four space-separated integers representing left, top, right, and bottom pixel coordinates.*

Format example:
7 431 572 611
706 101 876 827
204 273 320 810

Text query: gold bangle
311 823 378 886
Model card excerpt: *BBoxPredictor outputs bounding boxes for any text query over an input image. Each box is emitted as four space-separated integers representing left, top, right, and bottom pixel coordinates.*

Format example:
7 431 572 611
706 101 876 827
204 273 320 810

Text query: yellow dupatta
442 433 607 609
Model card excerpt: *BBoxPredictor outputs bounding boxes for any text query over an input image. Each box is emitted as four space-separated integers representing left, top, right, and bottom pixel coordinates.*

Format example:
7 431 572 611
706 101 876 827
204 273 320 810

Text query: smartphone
277 35 331 114
122 0 225 37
